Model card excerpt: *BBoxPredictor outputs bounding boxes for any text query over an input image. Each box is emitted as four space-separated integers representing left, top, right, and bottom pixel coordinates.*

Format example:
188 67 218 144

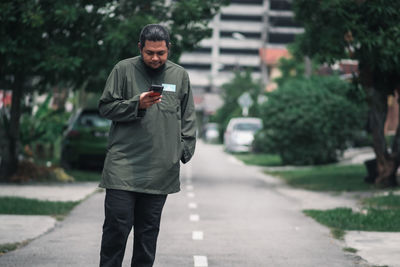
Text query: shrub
10 161 74 183
256 75 367 165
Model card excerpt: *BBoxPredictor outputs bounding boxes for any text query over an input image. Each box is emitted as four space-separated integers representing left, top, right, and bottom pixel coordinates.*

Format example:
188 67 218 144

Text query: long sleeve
98 65 145 122
180 72 196 163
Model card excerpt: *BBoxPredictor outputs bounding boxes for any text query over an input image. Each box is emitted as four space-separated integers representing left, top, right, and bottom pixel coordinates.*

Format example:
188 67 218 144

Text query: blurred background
2 1 400 265
1 0 399 187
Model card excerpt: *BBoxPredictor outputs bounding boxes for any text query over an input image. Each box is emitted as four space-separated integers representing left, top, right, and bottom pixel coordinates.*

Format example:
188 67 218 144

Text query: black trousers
100 189 167 267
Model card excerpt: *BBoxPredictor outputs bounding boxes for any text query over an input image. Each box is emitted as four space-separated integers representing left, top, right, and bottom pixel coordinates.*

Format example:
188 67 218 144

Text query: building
179 0 303 114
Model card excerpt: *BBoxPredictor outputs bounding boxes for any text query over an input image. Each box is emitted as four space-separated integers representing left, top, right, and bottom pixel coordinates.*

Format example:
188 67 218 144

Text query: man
98 24 196 267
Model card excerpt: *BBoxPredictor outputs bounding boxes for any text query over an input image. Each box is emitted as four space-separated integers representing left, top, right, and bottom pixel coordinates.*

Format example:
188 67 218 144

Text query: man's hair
139 24 170 50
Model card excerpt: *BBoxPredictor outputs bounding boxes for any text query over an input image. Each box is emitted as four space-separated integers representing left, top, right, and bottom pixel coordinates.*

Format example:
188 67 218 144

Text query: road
0 141 366 267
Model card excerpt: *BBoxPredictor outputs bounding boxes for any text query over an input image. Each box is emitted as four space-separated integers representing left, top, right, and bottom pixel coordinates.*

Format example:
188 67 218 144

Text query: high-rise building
179 0 302 114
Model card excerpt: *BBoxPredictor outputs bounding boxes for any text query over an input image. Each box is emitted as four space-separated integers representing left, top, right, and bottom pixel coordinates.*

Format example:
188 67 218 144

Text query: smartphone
149 84 164 97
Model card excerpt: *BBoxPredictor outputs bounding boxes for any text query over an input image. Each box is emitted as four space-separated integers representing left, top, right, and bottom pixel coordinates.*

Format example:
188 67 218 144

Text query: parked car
224 117 262 153
61 108 111 169
203 122 220 143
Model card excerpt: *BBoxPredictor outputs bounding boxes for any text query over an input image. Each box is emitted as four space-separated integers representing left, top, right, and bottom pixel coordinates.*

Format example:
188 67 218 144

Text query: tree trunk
0 76 24 181
386 88 400 186
361 64 398 187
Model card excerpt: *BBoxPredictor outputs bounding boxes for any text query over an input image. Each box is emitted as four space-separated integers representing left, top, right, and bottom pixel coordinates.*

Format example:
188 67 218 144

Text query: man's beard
140 54 166 74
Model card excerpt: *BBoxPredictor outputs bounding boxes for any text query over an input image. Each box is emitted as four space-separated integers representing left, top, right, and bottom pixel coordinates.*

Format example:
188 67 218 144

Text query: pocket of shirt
159 92 180 118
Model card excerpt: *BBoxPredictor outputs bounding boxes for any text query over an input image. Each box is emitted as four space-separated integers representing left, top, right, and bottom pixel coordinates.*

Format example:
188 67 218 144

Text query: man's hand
139 91 162 109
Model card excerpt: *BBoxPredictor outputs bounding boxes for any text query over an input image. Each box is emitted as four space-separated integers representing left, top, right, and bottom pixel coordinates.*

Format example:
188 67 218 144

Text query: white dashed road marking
185 163 207 266
192 231 204 240
194 255 208 267
186 185 194 191
188 202 198 209
190 214 200 222
187 192 195 198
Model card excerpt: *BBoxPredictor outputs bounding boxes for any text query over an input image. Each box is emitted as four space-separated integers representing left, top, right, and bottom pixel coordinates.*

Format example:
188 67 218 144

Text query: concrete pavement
0 182 99 251
0 182 99 201
228 148 400 267
0 145 399 266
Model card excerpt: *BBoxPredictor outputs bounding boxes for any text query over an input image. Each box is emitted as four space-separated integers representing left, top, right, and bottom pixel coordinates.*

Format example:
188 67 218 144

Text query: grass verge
331 228 345 240
362 192 400 208
234 153 282 166
265 164 375 192
305 194 400 233
0 197 79 217
66 169 101 182
0 242 20 255
343 247 358 253
304 207 400 232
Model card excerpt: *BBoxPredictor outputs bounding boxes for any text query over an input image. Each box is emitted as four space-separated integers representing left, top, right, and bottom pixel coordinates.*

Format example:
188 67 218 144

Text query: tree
257 75 367 165
0 0 228 180
292 0 400 186
212 70 263 137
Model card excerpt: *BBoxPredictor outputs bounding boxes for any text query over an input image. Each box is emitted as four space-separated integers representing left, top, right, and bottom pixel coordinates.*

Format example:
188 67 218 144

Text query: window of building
270 0 292 11
221 14 262 22
268 33 295 44
180 63 211 70
220 48 259 55
269 16 301 28
222 65 260 72
220 31 261 39
229 0 263 5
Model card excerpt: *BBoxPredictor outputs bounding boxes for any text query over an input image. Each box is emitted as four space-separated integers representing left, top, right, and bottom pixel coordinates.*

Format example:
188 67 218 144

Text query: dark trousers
100 189 167 267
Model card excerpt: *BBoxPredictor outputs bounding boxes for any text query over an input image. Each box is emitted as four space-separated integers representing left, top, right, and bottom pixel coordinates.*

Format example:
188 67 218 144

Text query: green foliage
234 153 282 167
0 0 227 179
257 75 367 165
0 0 228 92
343 247 357 253
331 228 345 240
0 242 20 255
265 164 374 192
66 169 101 182
363 192 400 209
293 0 400 92
211 70 263 136
274 56 306 87
19 95 70 145
0 196 79 216
304 207 400 232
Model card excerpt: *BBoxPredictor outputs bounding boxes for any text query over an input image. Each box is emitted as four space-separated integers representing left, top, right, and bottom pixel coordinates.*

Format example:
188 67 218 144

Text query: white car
224 117 262 153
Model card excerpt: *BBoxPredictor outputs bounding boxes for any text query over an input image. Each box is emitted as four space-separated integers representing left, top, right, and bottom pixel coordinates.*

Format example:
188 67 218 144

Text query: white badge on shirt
162 83 176 92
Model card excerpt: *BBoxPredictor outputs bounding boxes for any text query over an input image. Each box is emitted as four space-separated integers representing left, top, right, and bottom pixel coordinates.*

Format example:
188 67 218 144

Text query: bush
256 75 367 165
9 160 74 183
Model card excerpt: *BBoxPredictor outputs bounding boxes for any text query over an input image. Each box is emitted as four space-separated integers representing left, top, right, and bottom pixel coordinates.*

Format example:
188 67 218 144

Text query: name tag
162 83 176 92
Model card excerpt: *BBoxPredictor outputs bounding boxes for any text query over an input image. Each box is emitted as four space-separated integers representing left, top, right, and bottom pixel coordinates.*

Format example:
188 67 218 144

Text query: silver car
224 117 262 153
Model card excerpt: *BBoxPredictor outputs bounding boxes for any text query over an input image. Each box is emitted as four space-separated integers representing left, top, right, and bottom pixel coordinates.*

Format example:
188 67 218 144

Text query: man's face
140 40 169 69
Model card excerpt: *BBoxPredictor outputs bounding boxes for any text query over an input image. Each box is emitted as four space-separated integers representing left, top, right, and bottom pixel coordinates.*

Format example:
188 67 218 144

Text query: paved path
0 182 99 249
0 191 104 267
0 144 399 266
0 182 98 201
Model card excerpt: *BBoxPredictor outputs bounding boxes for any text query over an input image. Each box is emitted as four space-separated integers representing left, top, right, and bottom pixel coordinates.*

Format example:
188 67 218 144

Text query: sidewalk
0 182 99 248
256 146 399 267
0 147 399 266
256 171 400 267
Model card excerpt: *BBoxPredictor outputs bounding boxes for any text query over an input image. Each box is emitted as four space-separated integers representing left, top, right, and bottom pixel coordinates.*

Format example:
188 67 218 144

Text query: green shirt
98 56 196 194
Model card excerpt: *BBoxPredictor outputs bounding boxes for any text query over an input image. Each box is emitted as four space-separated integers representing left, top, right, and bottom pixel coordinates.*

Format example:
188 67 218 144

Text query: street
153 142 362 267
0 141 364 267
